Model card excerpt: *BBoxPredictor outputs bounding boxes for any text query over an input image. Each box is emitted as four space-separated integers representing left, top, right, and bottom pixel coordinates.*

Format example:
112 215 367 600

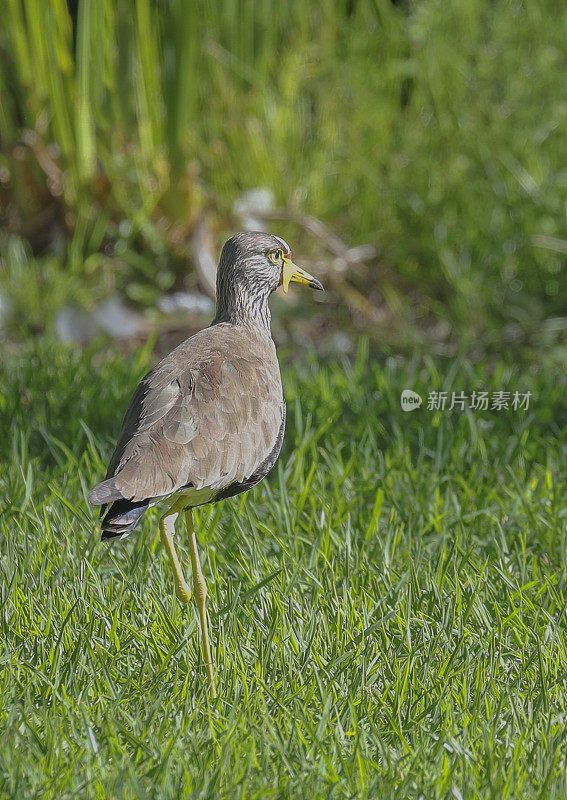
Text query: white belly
150 485 218 514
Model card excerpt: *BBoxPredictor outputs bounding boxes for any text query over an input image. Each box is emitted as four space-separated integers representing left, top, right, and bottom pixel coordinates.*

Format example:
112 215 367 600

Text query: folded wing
89 327 283 506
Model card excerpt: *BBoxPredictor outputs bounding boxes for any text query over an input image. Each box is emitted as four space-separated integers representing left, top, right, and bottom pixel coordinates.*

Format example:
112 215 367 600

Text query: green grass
1 1 565 793
2 0 567 346
0 340 566 798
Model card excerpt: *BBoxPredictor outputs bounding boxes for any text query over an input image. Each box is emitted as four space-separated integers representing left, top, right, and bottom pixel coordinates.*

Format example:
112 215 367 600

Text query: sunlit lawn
0 341 565 798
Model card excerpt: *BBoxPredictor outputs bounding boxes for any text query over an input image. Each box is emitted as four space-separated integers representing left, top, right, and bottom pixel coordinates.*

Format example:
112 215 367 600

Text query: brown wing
89 325 284 505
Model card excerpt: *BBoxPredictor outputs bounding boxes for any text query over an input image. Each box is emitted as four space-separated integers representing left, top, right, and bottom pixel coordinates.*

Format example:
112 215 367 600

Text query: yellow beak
281 255 324 293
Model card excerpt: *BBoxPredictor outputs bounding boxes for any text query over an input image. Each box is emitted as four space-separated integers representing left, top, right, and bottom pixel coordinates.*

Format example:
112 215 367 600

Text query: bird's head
217 232 323 302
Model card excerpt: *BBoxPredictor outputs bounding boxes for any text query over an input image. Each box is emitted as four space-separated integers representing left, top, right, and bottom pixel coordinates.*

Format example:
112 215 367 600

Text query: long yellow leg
159 505 192 603
185 508 216 697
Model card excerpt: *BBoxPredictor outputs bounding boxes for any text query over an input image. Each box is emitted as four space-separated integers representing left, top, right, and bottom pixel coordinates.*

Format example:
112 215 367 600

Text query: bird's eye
268 249 283 264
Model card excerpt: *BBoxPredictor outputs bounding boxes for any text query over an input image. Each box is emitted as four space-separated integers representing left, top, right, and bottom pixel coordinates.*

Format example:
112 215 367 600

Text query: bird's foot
175 583 192 603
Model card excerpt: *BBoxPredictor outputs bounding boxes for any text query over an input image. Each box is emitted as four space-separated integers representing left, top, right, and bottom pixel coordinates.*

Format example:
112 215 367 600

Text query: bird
88 232 323 696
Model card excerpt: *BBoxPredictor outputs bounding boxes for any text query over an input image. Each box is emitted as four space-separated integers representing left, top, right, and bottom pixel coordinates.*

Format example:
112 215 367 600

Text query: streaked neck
212 284 272 331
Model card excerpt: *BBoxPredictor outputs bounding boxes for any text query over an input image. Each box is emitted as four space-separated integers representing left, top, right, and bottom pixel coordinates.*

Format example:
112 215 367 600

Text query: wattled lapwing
89 232 323 695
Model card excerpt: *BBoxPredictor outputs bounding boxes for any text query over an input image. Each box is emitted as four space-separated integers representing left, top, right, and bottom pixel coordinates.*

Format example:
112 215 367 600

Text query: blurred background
2 5 567 794
0 0 566 362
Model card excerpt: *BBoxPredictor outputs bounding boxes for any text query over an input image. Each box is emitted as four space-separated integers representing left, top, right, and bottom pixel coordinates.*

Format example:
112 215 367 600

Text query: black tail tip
100 498 149 540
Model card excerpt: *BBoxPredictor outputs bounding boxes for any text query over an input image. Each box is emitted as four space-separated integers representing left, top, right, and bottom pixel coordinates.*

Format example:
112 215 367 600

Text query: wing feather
97 325 284 503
